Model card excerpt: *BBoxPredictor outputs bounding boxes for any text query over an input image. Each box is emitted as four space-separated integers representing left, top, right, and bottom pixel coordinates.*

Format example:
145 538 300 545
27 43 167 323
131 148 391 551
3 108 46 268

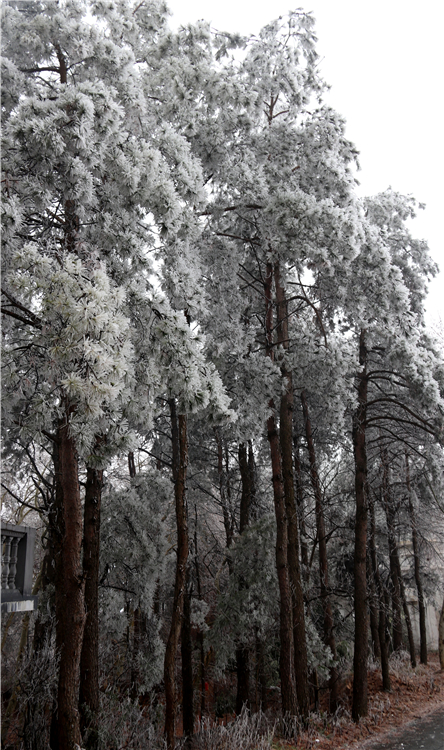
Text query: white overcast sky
166 0 443 324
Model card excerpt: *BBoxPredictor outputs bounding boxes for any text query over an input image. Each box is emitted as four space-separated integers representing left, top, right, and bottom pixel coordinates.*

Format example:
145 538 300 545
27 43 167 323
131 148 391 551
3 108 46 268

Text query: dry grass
188 709 274 750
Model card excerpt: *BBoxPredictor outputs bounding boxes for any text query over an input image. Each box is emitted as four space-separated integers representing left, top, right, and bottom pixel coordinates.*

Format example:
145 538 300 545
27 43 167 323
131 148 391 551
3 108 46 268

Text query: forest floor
274 653 444 750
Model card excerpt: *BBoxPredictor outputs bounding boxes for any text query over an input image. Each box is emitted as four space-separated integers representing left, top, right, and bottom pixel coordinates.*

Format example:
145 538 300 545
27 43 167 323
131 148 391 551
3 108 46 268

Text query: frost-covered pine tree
1 2 230 747
182 11 365 717
335 189 444 720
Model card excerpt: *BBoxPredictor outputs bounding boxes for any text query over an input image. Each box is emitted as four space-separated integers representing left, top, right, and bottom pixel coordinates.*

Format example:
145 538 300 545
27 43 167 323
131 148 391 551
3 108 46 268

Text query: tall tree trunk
274 263 309 717
238 442 251 534
236 442 251 714
181 575 194 741
367 561 381 661
164 401 189 750
398 564 417 668
293 435 310 584
300 389 338 711
255 631 268 711
382 482 416 667
380 452 403 653
368 493 390 691
439 597 444 671
406 454 427 664
79 464 103 750
352 330 369 721
54 407 86 750
193 504 206 720
367 496 380 662
215 429 234 550
264 261 297 717
49 53 87 747
248 441 257 520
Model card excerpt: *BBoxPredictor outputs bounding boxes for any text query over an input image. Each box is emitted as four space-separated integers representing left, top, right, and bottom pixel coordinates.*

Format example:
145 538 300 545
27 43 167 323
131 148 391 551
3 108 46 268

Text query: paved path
363 708 444 750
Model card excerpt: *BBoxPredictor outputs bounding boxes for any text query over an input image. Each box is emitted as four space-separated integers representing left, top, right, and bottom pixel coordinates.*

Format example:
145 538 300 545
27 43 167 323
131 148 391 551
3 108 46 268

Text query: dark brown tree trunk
367 497 381 662
33 467 59 655
128 450 136 478
128 453 143 703
382 482 416 667
53 408 86 750
267 408 297 717
439 597 444 670
238 442 251 534
164 401 189 750
248 441 257 520
215 429 234 550
368 493 390 691
352 330 369 721
274 263 309 717
181 576 194 741
193 505 206 720
79 465 103 750
235 442 251 714
398 565 417 668
300 390 338 711
293 435 310 583
368 564 381 661
406 454 427 664
265 261 297 717
255 633 268 711
379 590 391 691
381 454 403 653
235 648 250 715
50 54 86 746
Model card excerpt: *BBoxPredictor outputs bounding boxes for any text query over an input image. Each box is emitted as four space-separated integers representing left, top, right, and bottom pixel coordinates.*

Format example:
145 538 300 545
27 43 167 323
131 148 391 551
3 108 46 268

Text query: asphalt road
364 708 444 750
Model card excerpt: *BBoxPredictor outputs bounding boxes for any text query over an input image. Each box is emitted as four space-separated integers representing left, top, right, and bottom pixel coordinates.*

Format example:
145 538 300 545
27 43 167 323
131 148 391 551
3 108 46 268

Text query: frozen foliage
10 632 59 750
209 516 336 681
96 691 164 750
2 1 444 744
101 471 170 612
1 0 232 469
3 248 135 459
191 709 273 750
208 516 278 672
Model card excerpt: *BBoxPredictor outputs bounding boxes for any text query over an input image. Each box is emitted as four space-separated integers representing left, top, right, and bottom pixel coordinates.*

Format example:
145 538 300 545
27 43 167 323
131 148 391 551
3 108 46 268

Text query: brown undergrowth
275 652 444 750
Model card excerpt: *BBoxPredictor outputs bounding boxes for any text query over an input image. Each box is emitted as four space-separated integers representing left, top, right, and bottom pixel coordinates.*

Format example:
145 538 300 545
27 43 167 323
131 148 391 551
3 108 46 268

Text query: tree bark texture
164 402 189 750
398 565 417 668
215 429 234 550
300 389 338 711
380 453 403 654
352 330 369 721
293 435 310 583
248 441 257 520
79 465 103 750
181 576 194 740
236 442 251 714
265 261 297 716
381 478 417 667
193 505 206 720
439 597 444 671
255 633 268 711
406 454 427 665
54 409 86 750
368 493 390 691
275 263 309 717
383 500 416 667
238 442 251 534
368 562 381 660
